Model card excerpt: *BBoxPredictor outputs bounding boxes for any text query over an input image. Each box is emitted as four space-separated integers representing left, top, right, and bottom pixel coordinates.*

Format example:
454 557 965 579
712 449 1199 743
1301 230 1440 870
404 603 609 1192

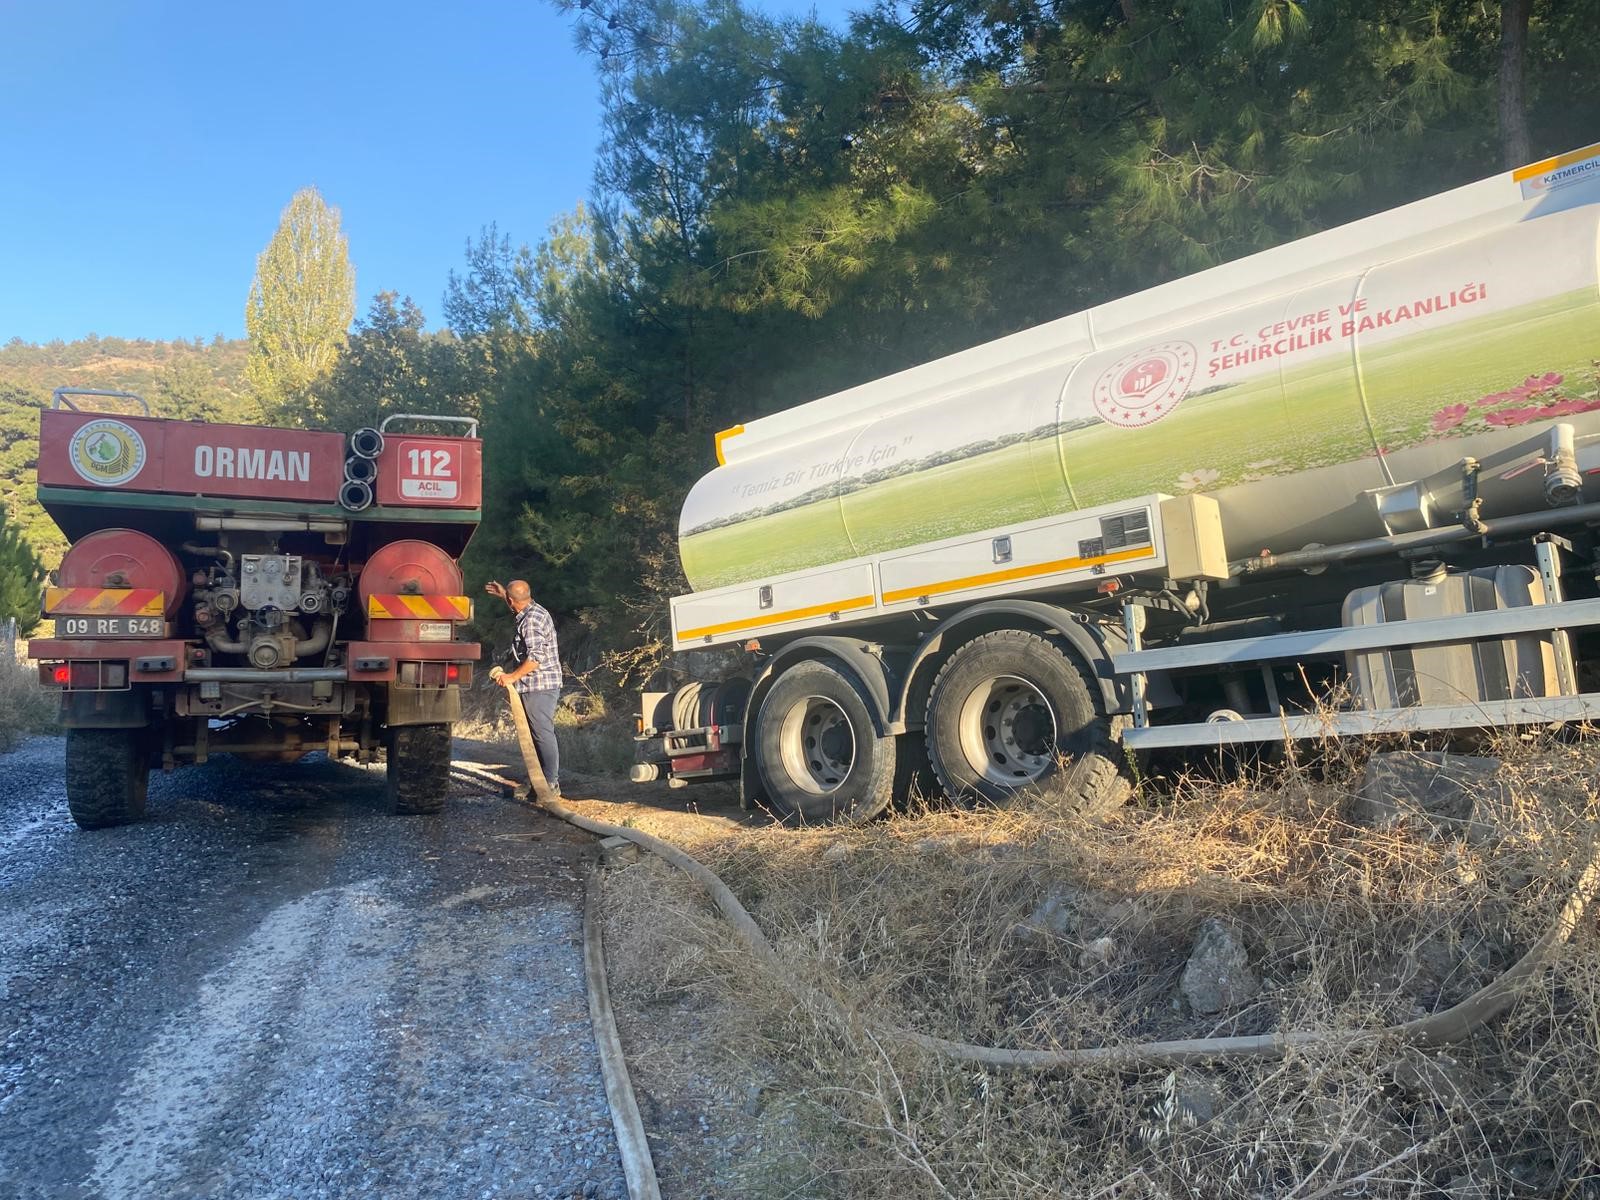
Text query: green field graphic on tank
680 213 1600 593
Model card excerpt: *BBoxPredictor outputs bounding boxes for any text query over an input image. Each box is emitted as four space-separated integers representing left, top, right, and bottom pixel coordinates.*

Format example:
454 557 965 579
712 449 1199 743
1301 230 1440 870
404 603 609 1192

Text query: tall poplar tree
244 187 357 423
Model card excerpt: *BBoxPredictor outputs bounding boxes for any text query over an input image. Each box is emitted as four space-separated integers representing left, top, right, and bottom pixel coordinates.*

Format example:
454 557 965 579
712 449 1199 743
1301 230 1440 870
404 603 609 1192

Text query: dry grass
599 737 1600 1199
0 653 58 751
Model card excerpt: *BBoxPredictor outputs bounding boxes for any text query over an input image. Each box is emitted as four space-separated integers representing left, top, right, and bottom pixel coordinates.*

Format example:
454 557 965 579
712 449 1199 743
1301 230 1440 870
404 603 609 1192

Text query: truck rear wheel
65 728 150 830
925 629 1128 814
387 723 452 815
753 659 895 824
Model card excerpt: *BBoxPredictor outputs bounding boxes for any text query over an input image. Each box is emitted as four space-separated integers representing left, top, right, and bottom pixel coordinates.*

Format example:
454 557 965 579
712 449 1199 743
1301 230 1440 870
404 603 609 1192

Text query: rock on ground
1180 918 1260 1015
1354 751 1506 842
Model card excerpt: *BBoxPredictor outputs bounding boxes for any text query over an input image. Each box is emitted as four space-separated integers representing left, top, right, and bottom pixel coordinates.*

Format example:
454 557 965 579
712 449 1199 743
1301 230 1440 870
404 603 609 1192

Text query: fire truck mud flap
59 688 150 730
386 684 463 727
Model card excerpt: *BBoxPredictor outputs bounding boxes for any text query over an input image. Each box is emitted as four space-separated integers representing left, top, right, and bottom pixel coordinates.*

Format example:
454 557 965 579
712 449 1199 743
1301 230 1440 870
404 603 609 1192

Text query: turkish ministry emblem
1092 341 1197 428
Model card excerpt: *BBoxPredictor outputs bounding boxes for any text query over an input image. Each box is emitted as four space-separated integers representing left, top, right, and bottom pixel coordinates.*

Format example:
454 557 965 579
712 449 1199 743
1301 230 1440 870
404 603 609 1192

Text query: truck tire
387 724 452 815
753 659 896 824
65 728 150 830
925 629 1129 814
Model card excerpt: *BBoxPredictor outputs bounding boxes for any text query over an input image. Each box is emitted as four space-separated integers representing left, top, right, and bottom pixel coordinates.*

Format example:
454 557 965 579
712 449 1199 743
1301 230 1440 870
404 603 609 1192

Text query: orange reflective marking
881 546 1157 605
677 594 876 642
44 587 164 617
713 424 745 466
365 594 472 620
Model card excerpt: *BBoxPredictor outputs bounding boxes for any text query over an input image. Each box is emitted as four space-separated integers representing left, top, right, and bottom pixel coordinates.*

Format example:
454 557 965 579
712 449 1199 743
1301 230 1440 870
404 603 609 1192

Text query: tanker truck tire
925 629 1129 815
753 659 896 825
64 728 150 830
387 724 452 816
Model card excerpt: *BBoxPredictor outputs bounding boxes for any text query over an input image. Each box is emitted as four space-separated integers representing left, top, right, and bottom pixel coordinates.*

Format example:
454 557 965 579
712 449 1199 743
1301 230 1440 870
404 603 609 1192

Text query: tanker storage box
1158 495 1228 582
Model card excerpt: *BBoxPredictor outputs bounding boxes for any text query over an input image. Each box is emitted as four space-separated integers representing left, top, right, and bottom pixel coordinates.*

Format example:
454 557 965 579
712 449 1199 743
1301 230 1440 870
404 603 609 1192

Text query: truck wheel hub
957 675 1056 785
777 695 855 796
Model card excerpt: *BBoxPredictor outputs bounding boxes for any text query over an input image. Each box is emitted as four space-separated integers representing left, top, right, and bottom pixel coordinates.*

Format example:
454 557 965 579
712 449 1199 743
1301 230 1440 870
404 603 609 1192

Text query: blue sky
0 0 855 345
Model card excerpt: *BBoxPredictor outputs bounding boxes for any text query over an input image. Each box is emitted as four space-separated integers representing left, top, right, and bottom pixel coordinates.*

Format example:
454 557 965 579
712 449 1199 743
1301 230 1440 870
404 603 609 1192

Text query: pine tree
244 187 357 424
0 509 46 637
317 293 485 432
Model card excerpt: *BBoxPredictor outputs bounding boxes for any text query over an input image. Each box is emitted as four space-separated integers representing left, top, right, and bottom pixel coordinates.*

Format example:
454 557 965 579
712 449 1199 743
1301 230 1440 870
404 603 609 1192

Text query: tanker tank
679 145 1600 594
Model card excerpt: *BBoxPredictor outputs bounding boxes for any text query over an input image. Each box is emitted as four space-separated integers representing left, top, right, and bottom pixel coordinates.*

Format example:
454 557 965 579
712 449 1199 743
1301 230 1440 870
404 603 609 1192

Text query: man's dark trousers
519 688 561 793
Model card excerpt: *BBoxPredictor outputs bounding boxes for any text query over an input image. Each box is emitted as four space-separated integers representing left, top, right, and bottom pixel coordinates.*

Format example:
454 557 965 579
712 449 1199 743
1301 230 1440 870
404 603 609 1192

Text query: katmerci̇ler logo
68 418 147 487
1091 340 1197 428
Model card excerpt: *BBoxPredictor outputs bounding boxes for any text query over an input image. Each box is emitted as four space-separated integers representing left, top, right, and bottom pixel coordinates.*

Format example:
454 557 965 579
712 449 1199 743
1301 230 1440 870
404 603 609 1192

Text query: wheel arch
895 600 1127 731
744 636 897 743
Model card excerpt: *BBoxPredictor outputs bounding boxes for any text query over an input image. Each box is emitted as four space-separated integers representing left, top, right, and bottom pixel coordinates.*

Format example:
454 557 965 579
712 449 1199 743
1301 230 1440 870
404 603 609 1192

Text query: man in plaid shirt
485 578 563 795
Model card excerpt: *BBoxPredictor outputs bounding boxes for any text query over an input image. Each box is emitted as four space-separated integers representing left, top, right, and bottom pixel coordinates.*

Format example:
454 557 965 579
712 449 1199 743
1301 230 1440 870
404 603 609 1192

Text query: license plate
55 615 165 638
418 621 452 642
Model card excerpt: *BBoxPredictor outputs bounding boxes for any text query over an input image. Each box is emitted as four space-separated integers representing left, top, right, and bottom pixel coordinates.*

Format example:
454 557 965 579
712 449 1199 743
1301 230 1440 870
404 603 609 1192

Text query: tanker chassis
634 141 1600 822
28 392 482 829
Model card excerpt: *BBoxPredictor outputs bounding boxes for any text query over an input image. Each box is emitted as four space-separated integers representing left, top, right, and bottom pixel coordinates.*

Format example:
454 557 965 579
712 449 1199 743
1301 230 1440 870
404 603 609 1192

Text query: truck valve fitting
1544 423 1582 507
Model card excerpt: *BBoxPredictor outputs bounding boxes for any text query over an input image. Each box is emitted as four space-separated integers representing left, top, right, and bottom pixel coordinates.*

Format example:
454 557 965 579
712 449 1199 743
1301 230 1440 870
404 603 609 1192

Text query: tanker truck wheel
64 728 150 830
753 659 896 824
386 724 452 816
925 629 1129 815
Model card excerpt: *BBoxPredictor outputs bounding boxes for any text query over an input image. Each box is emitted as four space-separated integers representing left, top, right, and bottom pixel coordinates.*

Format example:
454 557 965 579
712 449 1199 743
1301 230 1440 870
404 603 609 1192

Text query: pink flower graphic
1485 396 1600 427
1430 404 1469 432
1476 372 1564 408
1485 406 1539 427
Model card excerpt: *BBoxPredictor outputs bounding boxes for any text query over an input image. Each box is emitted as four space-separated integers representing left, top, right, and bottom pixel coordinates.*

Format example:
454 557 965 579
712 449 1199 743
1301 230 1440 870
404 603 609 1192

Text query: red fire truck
27 389 482 829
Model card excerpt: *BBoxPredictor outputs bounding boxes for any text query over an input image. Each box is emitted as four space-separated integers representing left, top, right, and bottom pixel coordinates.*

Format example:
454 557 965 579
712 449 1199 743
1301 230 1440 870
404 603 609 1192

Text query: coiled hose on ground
467 693 1600 1076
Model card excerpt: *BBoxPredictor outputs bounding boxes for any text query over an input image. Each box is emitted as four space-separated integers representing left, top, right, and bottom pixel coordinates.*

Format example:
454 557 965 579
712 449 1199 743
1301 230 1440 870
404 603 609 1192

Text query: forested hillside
448 0 1600 683
0 335 252 559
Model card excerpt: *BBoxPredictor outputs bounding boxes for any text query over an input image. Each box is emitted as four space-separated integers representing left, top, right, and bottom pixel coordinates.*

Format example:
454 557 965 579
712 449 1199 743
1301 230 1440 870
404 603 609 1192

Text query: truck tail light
398 662 469 687
42 661 128 689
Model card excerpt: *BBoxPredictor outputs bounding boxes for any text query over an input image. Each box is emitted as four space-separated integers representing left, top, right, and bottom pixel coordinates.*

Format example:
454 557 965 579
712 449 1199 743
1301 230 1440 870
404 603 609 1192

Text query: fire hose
470 690 1600 1076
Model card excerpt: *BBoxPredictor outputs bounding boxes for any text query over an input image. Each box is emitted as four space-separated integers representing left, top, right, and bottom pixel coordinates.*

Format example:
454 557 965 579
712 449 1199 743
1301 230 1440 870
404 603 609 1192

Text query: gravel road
0 736 629 1200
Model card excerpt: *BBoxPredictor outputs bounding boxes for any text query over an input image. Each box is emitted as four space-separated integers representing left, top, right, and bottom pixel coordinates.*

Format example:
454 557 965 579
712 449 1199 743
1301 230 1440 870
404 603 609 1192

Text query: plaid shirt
511 601 563 693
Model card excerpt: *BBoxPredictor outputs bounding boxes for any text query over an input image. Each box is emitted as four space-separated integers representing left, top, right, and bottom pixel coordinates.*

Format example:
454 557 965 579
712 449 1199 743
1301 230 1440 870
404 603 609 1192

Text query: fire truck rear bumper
31 638 480 686
29 638 187 682
346 640 481 682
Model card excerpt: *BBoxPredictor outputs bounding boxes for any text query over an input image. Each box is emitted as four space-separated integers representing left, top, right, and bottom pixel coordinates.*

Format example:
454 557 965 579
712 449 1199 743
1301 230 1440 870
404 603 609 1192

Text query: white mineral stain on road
87 879 393 1200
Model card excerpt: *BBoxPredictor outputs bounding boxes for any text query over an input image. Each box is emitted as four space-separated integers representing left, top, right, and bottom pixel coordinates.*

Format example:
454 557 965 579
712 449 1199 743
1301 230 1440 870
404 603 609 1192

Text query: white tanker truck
632 141 1600 822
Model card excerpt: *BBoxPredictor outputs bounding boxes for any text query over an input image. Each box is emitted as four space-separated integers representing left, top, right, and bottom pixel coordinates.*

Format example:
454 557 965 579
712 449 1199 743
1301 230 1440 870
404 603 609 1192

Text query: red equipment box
375 435 483 508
